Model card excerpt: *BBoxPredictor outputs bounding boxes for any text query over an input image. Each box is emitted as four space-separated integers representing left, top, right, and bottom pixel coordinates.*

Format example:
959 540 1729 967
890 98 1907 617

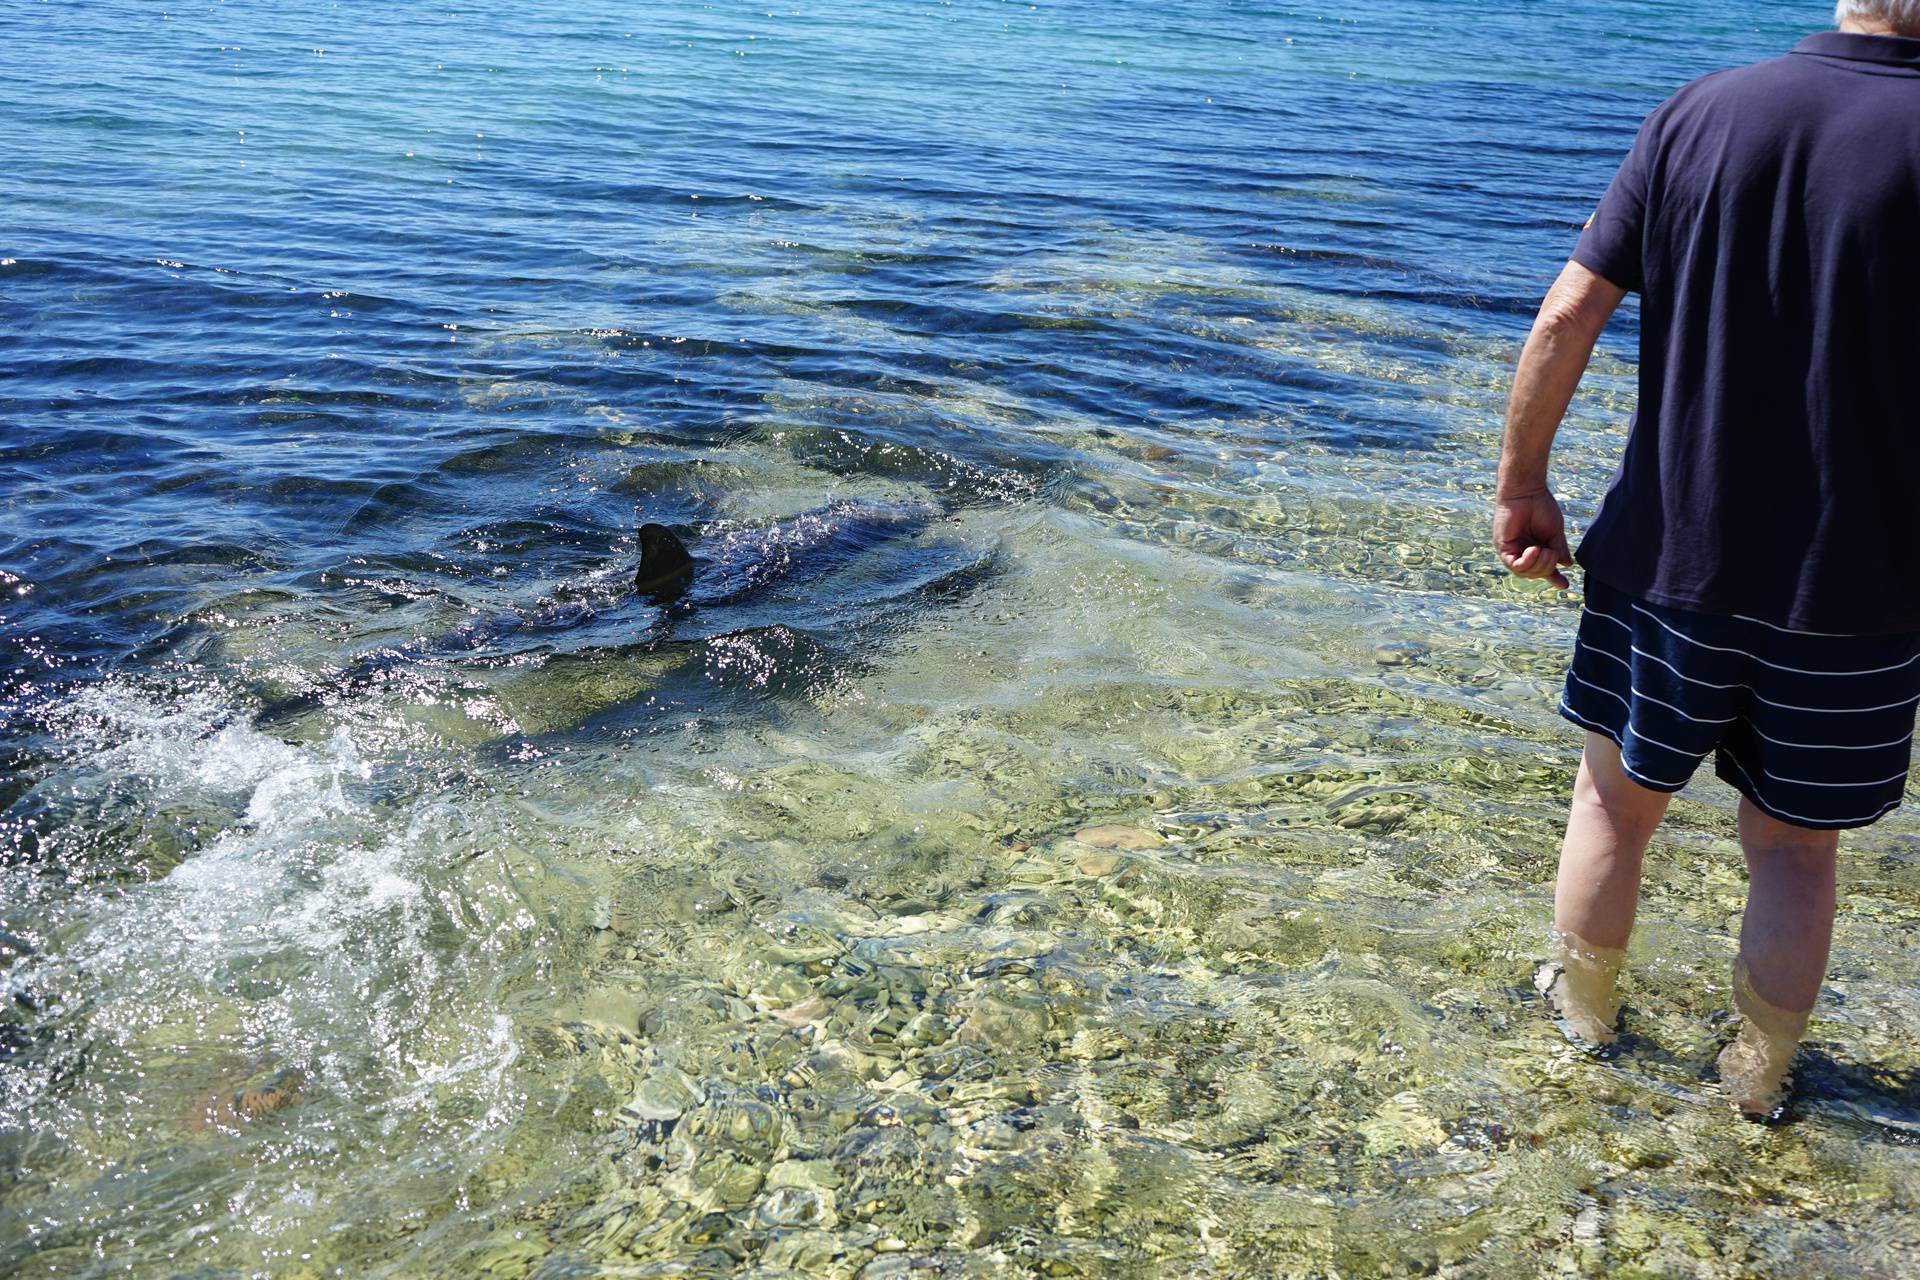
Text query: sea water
6 2 1918 1276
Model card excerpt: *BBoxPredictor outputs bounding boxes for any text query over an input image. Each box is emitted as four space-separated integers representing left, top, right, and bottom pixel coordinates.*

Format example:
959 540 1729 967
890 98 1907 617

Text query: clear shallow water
5 1 1920 1276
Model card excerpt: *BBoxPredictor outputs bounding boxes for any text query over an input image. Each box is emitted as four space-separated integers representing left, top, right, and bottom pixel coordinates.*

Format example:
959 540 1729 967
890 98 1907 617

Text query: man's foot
1536 930 1624 1046
1715 1024 1796 1117
1717 960 1810 1118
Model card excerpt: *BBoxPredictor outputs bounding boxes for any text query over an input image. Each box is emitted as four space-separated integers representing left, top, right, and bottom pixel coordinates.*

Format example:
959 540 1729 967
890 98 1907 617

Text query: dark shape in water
255 499 973 725
634 523 695 600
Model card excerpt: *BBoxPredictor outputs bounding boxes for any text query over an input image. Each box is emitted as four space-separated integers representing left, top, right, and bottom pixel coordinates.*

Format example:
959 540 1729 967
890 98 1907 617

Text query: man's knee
1739 800 1839 871
1574 737 1669 835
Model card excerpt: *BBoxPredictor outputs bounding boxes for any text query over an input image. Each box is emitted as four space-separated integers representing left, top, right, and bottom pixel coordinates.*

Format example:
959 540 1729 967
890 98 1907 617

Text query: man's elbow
1534 299 1605 344
1534 262 1627 344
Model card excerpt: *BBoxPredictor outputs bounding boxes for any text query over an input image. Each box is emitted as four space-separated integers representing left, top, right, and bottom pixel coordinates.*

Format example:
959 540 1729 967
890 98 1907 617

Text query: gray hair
1835 0 1920 33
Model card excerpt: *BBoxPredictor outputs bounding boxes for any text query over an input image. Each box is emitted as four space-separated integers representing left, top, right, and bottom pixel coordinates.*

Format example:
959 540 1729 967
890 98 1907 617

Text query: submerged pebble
1372 639 1432 666
233 1069 305 1120
1071 825 1162 851
186 1067 306 1133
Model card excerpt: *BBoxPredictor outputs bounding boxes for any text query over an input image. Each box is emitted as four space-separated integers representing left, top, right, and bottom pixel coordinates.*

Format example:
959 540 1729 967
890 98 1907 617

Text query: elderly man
1495 1 1920 1115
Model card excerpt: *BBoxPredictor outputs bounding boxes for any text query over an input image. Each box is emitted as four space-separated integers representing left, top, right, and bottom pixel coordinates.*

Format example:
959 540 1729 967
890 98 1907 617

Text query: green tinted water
8 297 1920 1278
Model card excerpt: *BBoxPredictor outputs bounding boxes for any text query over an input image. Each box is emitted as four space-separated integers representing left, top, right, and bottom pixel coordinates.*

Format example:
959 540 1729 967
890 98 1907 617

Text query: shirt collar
1792 31 1920 69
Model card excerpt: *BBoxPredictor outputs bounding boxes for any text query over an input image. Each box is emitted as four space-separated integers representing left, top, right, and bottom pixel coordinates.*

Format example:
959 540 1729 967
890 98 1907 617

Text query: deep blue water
2 0 1811 678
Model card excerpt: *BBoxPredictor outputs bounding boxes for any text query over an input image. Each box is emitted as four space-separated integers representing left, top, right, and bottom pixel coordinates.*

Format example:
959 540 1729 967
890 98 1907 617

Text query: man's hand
1494 260 1624 593
1494 489 1572 590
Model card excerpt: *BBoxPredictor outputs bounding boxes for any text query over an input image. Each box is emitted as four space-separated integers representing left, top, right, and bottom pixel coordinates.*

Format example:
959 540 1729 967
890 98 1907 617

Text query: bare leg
1540 733 1671 1043
1717 798 1838 1115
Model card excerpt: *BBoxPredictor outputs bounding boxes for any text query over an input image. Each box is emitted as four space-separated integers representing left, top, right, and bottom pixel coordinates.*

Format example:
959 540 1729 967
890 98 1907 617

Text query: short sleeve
1572 113 1659 294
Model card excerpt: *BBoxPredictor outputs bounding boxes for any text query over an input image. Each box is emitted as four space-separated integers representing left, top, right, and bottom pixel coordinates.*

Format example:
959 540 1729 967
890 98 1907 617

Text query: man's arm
1495 259 1628 589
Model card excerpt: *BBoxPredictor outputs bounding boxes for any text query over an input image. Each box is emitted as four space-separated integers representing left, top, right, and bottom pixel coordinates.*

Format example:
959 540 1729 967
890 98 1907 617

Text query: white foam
27 681 424 997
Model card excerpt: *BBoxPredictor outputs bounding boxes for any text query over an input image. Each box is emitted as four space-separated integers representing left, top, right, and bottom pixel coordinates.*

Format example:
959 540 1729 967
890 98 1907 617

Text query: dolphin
254 498 988 731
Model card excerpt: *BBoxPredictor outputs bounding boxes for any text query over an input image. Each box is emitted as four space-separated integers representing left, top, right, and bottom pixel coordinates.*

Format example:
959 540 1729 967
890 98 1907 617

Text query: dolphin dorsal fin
635 523 695 599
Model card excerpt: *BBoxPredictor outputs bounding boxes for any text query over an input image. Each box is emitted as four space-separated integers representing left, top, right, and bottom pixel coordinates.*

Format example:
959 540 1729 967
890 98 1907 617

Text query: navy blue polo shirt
1572 32 1920 635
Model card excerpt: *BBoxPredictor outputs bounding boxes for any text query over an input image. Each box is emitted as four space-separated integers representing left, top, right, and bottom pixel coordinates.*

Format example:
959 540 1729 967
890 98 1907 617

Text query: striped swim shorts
1560 577 1920 829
